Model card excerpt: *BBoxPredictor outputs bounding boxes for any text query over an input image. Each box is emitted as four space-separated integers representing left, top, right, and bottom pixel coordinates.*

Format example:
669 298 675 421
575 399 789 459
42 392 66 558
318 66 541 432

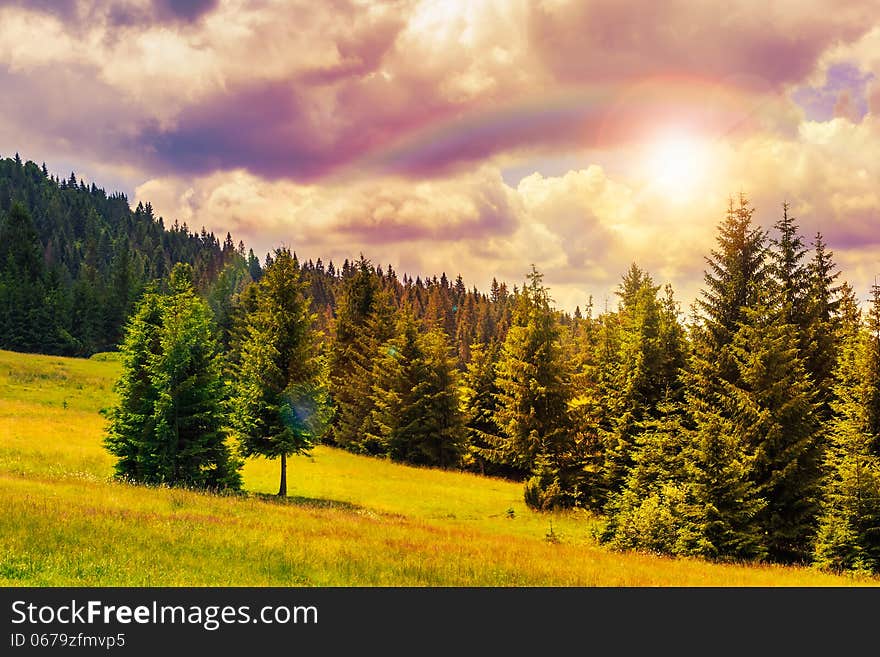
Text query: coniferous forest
3 154 880 575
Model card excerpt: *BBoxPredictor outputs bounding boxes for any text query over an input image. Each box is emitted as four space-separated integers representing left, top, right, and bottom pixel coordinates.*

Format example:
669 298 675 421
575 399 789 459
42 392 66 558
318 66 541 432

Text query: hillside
0 154 520 361
0 348 874 586
0 154 237 355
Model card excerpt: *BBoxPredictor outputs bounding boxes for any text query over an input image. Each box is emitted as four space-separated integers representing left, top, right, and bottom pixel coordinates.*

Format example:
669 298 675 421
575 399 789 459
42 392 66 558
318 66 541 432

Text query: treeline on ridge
0 154 518 360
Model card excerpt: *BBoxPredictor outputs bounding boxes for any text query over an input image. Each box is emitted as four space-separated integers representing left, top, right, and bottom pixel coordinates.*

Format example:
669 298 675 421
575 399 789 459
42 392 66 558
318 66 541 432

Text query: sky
1 0 879 313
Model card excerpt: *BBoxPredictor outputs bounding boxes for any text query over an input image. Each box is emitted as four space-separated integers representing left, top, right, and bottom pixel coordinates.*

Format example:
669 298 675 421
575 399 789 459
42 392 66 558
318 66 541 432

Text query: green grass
0 348 876 586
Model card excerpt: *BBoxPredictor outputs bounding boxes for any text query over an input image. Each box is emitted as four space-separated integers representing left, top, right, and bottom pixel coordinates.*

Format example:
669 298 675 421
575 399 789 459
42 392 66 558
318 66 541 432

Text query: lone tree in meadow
231 249 330 497
104 263 242 489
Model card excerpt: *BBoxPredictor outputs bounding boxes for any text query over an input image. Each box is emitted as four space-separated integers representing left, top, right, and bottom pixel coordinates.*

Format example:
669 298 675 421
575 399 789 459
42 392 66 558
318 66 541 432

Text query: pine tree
682 410 766 560
494 266 579 509
603 408 694 554
461 340 511 476
231 249 328 496
368 315 466 467
804 232 842 421
0 202 56 352
0 201 43 279
814 284 880 573
603 265 682 499
725 301 822 562
814 403 880 573
682 196 784 558
207 256 252 351
770 203 809 329
696 194 768 383
328 257 395 451
104 290 164 482
862 284 880 443
104 264 241 489
246 249 263 282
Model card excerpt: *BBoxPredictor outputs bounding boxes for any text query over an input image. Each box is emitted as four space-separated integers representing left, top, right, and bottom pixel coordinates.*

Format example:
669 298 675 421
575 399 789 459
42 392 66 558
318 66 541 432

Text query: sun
642 132 710 200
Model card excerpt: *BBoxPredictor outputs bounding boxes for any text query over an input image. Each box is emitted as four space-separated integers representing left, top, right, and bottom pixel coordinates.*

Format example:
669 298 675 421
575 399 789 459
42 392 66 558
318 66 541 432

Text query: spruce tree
150 265 241 488
813 284 880 573
770 203 809 329
682 410 766 560
725 301 822 562
231 249 328 496
0 202 55 352
207 256 252 351
461 340 509 476
602 266 688 499
328 257 395 452
603 408 693 554
368 314 466 467
494 266 579 509
681 195 776 558
104 290 164 481
804 232 842 421
814 399 880 573
695 194 768 383
104 264 241 489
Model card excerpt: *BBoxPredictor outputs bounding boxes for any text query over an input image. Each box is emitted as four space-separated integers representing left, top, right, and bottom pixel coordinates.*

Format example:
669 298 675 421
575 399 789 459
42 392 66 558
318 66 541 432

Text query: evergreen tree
103 290 164 482
368 315 466 467
725 301 822 562
770 203 809 329
680 196 821 562
207 256 252 351
104 264 241 489
231 249 328 496
494 266 579 509
813 284 880 573
460 340 514 476
695 194 768 384
602 266 686 500
682 410 766 560
327 257 395 451
247 248 263 282
0 202 55 352
804 232 843 421
0 201 43 279
602 408 694 554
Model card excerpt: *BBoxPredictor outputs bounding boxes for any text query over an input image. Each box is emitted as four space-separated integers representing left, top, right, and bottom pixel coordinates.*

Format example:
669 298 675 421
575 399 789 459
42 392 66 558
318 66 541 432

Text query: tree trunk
278 452 287 497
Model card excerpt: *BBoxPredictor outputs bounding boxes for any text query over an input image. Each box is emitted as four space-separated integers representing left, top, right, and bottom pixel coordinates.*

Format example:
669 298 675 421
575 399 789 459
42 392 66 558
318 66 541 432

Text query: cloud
3 0 877 183
3 0 880 312
0 0 219 27
133 103 880 313
132 163 720 312
792 62 875 122
528 0 875 90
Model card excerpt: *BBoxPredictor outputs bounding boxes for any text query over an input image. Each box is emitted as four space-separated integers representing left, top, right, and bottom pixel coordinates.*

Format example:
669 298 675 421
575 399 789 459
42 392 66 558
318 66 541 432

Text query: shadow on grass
252 492 363 513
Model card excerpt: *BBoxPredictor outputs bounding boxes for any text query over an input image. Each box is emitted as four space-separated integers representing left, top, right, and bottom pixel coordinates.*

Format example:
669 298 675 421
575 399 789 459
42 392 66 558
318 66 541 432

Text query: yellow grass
0 348 875 586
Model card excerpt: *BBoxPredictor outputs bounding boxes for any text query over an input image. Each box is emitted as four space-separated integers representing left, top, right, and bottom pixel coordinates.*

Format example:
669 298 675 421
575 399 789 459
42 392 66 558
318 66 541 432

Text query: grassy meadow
0 348 876 586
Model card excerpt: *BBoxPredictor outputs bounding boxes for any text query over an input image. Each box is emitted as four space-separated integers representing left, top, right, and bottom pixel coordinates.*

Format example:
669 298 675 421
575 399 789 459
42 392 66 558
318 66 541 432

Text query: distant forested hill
0 154 242 355
0 153 522 359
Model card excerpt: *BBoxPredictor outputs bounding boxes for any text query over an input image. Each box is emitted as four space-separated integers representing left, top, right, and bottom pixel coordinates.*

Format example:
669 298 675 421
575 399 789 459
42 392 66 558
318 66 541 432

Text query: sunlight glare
642 132 710 201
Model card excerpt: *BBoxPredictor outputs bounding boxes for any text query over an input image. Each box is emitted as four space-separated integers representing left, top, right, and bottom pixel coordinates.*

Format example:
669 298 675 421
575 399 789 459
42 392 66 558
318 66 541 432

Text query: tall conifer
231 250 328 496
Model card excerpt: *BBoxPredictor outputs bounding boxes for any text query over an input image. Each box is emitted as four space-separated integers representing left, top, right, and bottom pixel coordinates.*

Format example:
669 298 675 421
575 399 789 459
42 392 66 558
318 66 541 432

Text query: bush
89 351 121 362
523 474 566 511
